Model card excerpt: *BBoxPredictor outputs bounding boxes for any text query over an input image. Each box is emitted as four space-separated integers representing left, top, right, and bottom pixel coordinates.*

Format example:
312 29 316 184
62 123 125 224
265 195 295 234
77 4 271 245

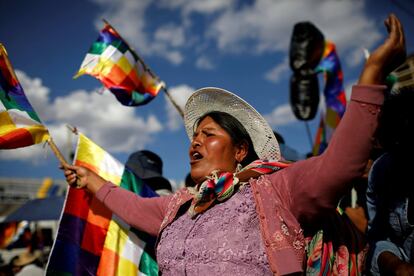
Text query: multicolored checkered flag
312 41 347 155
75 21 165 106
0 44 49 149
46 133 159 275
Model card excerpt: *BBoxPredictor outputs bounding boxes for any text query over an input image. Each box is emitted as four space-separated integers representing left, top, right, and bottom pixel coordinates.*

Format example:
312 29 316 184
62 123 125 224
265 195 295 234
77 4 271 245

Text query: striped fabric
75 22 165 106
305 208 367 275
312 41 347 155
0 44 49 149
46 133 158 275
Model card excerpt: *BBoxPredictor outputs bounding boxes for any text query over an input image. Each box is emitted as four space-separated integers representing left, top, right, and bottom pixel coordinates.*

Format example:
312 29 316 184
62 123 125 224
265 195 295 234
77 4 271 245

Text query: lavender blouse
157 185 272 275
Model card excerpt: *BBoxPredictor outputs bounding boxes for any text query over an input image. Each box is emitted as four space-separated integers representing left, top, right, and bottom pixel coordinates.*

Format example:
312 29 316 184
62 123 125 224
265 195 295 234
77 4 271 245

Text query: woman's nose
191 135 202 148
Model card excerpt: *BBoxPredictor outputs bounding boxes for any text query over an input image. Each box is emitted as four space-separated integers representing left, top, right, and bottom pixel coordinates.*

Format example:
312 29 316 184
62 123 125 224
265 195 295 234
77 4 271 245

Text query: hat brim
144 176 172 192
126 164 163 180
184 87 280 160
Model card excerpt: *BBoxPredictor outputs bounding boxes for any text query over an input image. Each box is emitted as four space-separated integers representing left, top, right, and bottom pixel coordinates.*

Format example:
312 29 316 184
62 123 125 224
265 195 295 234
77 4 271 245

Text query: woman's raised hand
359 14 406 85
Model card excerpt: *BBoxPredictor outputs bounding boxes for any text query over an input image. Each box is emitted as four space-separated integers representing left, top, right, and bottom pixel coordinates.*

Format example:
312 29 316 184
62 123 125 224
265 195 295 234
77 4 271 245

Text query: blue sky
1 0 414 189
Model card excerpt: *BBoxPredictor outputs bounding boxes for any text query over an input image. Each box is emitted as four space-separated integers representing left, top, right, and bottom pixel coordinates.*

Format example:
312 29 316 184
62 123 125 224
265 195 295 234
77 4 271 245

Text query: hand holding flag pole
47 131 160 275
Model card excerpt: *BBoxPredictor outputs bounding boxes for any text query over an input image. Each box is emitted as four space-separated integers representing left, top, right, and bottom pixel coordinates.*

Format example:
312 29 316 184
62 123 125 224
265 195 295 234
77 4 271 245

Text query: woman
63 14 405 275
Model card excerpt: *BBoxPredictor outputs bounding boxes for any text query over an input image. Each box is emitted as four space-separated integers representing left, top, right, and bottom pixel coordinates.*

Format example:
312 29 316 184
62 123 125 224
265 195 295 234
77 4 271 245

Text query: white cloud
90 0 152 53
195 56 215 70
16 70 53 120
264 103 297 127
89 0 187 65
154 24 186 47
164 84 194 131
87 0 382 70
264 57 289 83
50 89 163 152
163 51 184 65
184 0 233 14
207 0 381 64
158 0 235 15
152 24 186 64
0 71 164 161
0 144 49 164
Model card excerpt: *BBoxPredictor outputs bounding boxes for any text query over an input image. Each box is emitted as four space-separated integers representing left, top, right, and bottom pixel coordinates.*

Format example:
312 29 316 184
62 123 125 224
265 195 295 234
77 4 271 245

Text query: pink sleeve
281 84 385 226
95 182 171 236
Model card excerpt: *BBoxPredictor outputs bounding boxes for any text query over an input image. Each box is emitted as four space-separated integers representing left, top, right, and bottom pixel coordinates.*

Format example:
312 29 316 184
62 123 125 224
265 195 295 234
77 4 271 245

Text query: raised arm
62 163 170 236
286 14 406 225
358 14 406 85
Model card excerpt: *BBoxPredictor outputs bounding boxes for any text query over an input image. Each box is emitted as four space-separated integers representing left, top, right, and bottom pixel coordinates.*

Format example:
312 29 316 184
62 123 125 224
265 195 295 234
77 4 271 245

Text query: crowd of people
0 13 411 276
61 14 412 275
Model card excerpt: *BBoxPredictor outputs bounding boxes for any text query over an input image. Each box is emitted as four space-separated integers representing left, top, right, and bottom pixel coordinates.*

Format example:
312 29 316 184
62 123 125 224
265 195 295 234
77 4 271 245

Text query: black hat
126 150 172 192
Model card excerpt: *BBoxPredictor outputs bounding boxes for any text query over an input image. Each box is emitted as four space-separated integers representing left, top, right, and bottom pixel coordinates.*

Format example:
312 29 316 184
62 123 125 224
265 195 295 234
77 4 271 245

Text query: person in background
126 150 173 196
366 58 414 275
62 14 405 275
12 251 44 276
6 228 31 250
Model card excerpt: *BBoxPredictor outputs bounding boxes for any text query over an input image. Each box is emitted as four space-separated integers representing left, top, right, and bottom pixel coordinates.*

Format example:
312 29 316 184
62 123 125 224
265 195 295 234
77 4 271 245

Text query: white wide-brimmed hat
184 87 280 161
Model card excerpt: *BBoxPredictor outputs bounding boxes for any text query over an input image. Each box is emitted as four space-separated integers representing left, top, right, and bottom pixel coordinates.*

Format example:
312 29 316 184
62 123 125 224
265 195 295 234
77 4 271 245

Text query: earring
235 163 243 173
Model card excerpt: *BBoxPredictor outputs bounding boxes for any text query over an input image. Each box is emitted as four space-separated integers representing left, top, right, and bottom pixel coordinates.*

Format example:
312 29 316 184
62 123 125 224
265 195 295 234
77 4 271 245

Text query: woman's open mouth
190 151 203 164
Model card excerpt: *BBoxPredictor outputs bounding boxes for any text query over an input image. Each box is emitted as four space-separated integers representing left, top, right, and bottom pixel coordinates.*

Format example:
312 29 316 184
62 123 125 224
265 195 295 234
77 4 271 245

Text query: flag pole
304 122 313 153
66 124 78 135
101 19 185 117
47 137 69 166
163 87 184 118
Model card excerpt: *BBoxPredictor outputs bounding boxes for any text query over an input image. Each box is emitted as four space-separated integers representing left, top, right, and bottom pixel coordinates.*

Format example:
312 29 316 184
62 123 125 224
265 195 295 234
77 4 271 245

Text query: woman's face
189 116 247 184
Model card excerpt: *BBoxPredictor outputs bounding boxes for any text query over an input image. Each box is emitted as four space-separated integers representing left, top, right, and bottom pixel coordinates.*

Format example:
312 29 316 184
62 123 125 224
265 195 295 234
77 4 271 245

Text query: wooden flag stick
47 137 69 167
66 124 78 135
163 87 184 118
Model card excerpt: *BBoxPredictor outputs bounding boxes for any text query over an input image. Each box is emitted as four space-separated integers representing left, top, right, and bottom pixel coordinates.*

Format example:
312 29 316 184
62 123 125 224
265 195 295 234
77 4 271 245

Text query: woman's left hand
359 14 406 85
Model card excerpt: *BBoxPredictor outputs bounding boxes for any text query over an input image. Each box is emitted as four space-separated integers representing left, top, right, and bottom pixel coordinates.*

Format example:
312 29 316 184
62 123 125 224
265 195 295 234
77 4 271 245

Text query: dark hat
126 150 172 192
